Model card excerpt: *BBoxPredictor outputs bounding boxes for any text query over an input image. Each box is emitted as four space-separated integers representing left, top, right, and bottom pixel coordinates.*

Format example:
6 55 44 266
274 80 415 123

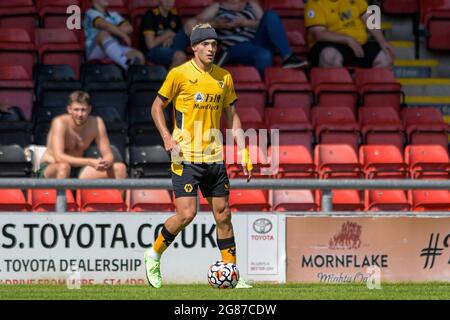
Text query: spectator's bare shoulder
51 114 70 128
90 115 104 130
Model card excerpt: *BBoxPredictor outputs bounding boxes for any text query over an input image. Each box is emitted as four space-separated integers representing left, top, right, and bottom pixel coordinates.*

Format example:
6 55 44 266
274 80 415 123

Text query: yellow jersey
304 0 369 48
158 59 238 164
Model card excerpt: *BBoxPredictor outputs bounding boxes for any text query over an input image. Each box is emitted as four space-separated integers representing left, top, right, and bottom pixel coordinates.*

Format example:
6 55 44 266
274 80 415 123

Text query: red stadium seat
382 0 419 14
310 67 358 112
402 107 449 149
266 107 312 132
77 189 127 212
226 66 266 113
366 190 411 212
359 145 409 212
36 0 84 28
314 144 362 179
0 189 30 211
0 65 35 120
37 0 82 28
272 190 317 211
358 107 404 151
422 0 450 50
315 145 364 212
312 107 360 152
229 189 271 212
128 189 174 212
236 106 266 130
315 189 364 212
225 144 270 179
35 28 84 79
359 145 408 179
264 67 312 116
405 145 450 179
278 131 313 148
0 1 37 41
355 68 403 112
176 0 213 17
411 190 450 211
0 28 36 79
264 0 304 18
270 144 316 179
28 189 78 212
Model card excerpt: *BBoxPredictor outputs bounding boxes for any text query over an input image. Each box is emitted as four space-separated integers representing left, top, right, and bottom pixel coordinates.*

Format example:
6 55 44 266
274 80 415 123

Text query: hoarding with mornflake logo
286 217 450 283
0 213 285 285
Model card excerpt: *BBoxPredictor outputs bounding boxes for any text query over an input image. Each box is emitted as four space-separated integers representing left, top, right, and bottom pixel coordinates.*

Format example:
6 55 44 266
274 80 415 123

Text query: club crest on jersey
194 92 205 103
217 80 224 88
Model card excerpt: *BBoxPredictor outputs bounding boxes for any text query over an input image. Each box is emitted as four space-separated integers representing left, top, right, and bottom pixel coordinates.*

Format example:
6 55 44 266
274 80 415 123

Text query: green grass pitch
0 283 449 300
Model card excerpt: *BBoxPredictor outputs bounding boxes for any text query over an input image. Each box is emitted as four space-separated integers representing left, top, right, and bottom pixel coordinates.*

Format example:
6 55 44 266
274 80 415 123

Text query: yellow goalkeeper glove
241 148 253 180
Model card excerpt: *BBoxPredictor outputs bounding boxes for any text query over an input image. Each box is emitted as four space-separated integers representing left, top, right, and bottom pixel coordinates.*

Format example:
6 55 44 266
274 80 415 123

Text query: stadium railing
0 178 449 216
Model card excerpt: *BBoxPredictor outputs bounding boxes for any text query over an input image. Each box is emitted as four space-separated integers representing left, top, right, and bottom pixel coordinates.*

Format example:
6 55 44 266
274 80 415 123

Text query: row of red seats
225 144 450 180
0 61 405 125
229 67 403 119
3 144 448 212
0 27 82 79
0 0 304 23
236 106 449 153
1 185 449 212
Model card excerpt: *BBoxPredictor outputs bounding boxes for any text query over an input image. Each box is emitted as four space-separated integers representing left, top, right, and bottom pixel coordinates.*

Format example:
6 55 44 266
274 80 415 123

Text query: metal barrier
0 178 449 216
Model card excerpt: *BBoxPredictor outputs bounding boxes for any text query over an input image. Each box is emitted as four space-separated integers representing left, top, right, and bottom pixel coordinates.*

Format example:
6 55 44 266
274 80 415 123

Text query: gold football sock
152 225 176 256
217 237 237 264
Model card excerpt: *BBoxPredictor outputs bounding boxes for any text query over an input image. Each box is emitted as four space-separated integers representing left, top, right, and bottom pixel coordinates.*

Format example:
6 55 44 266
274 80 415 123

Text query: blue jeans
226 10 292 77
145 28 189 68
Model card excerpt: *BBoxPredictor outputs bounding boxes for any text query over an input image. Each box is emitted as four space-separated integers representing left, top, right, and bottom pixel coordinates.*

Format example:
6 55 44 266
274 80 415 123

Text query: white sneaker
144 251 162 288
235 277 253 289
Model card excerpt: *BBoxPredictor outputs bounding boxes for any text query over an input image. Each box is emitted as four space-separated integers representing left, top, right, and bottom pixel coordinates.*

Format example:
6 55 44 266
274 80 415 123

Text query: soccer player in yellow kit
144 23 253 289
304 0 395 68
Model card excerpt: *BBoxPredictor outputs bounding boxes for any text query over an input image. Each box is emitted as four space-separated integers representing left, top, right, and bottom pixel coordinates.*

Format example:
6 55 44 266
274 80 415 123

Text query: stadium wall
1 212 448 285
0 213 286 285
286 217 450 283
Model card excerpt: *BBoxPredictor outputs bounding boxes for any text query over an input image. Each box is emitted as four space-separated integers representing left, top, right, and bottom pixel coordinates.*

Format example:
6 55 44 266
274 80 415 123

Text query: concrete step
405 96 450 116
381 15 415 41
390 41 415 60
398 78 450 96
418 45 450 77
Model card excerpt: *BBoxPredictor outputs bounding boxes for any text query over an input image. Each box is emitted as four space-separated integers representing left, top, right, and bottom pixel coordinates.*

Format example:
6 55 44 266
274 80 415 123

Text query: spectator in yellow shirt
305 0 395 68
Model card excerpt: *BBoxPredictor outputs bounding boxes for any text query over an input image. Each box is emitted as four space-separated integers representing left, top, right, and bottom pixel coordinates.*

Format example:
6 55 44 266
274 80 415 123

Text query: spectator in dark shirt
0 104 25 122
140 0 189 69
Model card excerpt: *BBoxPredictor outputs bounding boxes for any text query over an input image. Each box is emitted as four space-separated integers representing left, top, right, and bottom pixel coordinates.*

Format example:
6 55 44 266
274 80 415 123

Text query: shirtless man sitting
37 90 127 180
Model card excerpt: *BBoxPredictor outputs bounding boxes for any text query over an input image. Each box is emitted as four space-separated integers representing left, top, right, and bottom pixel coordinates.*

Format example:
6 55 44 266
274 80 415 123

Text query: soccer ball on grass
207 261 239 289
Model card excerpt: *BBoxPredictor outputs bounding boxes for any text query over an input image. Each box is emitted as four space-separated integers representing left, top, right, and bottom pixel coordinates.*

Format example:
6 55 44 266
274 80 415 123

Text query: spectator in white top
84 0 145 70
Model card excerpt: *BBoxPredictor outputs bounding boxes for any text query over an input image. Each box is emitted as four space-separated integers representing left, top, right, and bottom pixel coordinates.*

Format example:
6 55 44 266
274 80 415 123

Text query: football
207 261 240 289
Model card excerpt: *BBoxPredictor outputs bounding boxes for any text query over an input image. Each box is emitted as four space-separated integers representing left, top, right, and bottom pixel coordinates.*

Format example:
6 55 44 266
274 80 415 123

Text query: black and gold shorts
171 162 230 198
